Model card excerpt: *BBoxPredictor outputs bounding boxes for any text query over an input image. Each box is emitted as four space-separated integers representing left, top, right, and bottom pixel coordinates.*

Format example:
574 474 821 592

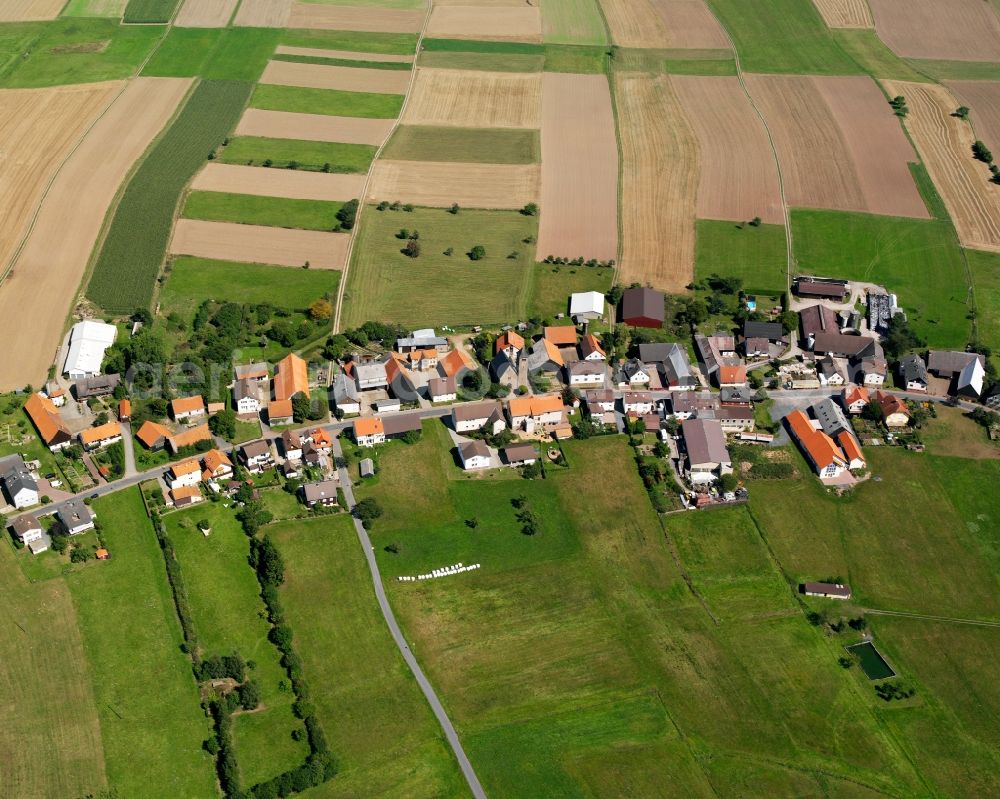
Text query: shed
620 287 665 328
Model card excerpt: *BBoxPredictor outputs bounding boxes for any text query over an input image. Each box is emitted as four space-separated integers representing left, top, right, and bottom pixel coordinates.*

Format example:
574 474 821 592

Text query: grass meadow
356 427 933 798
165 503 309 786
966 249 1000 354
382 126 539 164
791 209 971 349
695 220 787 295
272 52 411 70
62 0 128 15
123 0 179 23
87 79 252 313
218 136 376 172
142 27 280 81
67 489 218 797
419 38 607 74
271 515 468 798
417 51 545 72
831 30 929 82
182 191 346 231
540 0 607 46
527 263 613 320
250 83 403 118
280 28 418 55
341 206 537 328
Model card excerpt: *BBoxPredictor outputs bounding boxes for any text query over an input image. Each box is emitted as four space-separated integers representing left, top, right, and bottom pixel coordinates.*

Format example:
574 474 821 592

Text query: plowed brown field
233 0 293 27
944 81 1000 155
368 160 539 208
811 0 873 28
170 220 350 269
537 73 618 262
599 0 669 48
652 0 731 49
260 60 409 94
672 75 783 224
0 0 63 21
745 74 925 217
191 163 366 201
287 3 424 33
884 80 1000 250
0 78 191 391
616 73 697 292
175 0 239 26
426 5 542 41
404 69 541 129
869 0 1000 62
275 45 413 64
236 108 394 146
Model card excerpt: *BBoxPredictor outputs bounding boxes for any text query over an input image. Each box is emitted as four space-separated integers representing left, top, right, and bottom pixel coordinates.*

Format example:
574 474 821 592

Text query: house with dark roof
331 372 361 415
240 440 273 472
794 277 849 300
927 350 985 378
10 514 44 551
802 582 851 599
502 444 538 467
898 354 928 392
452 401 505 434
566 359 606 387
458 440 492 470
669 391 719 420
302 479 339 508
2 457 38 509
811 398 851 437
428 376 457 403
490 352 519 391
382 413 423 439
681 418 732 484
811 332 877 359
799 304 840 345
742 321 787 358
620 287 665 328
74 373 121 400
527 339 563 373
57 500 95 535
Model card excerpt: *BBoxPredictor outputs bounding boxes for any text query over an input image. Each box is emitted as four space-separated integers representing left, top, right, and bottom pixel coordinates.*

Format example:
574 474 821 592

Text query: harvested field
599 0 669 48
615 72 697 292
0 0 63 20
287 3 424 33
540 0 607 46
745 74 926 217
192 162 366 201
275 44 413 63
537 73 617 262
426 5 542 42
884 80 1000 250
236 108 394 145
672 75 783 224
368 161 540 208
653 0 731 49
944 81 1000 156
233 0 293 27
869 0 1000 62
260 59 410 93
404 68 541 128
0 77 190 391
382 126 540 164
175 0 239 26
170 219 350 269
811 0 873 28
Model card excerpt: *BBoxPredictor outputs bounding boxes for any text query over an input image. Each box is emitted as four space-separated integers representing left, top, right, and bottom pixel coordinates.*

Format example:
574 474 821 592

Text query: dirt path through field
236 108 395 146
536 73 618 262
369 160 539 208
404 68 541 128
170 219 350 269
0 78 192 391
191 163 367 201
884 80 1000 250
175 0 239 26
261 60 410 94
616 72 698 292
287 3 424 32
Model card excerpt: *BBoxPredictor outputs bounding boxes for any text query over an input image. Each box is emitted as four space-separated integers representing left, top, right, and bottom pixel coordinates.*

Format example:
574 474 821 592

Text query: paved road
332 438 487 799
120 422 137 478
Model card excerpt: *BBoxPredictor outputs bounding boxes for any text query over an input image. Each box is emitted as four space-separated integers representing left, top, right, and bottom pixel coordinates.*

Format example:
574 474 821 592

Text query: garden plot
286 2 424 32
191 163 366 201
426 4 542 42
169 220 350 269
369 161 540 209
236 108 394 146
260 59 410 93
233 0 293 26
536 73 618 262
811 0 873 28
868 0 1000 62
174 0 239 26
404 68 541 128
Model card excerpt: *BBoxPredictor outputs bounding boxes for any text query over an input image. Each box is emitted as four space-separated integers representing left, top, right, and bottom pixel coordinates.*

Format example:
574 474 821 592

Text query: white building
569 291 605 322
452 401 505 434
168 459 202 490
458 440 491 470
62 320 117 379
622 392 654 415
234 379 265 415
57 501 95 535
566 360 606 387
2 460 39 509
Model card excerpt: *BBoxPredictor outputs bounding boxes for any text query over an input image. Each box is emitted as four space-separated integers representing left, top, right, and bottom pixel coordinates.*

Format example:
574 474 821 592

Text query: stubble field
403 68 541 128
174 0 239 26
369 161 540 208
260 58 411 93
810 0 873 29
192 162 367 200
425 5 542 42
236 107 395 145
868 0 1000 62
287 3 425 32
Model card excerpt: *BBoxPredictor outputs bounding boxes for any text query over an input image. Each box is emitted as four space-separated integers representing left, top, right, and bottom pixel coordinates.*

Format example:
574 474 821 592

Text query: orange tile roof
580 333 605 358
843 386 869 406
24 393 70 445
540 338 564 367
274 353 309 401
837 431 864 464
170 486 201 502
203 449 232 474
171 459 201 478
507 395 564 418
719 364 747 385
544 325 578 346
439 348 475 378
496 331 524 353
119 399 131 418
354 417 384 437
169 424 211 450
875 390 908 417
136 420 171 449
79 421 121 446
408 348 437 362
311 428 332 448
171 395 205 415
786 409 845 471
268 398 293 420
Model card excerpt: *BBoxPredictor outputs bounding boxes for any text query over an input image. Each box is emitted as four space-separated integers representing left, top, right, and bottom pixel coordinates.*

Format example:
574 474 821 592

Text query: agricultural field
287 2 425 33
695 220 788 296
382 126 540 164
236 108 395 145
811 0 873 29
369 161 540 209
86 79 253 314
0 0 68 19
868 0 1000 63
142 27 281 81
540 0 607 46
250 83 404 117
425 4 542 43
174 0 239 27
182 191 346 231
279 28 418 55
192 162 366 200
62 0 129 15
967 248 1000 354
404 68 541 128
217 136 376 172
123 0 181 24
169 219 351 269
341 206 537 328
943 80 1000 157
260 58 411 93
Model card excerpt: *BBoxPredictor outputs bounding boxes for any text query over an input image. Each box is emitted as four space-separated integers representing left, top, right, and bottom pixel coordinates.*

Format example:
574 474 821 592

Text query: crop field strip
655 0 731 49
170 219 351 269
943 80 1000 157
810 0 872 29
61 0 129 16
404 68 541 128
217 136 376 172
192 162 366 201
271 53 412 71
182 191 345 231
123 0 181 23
174 0 239 27
369 161 540 209
381 126 540 164
275 44 414 64
260 58 411 94
234 0 294 27
883 79 1000 251
251 83 405 118
86 79 253 314
0 0 64 20
287 2 425 33
139 27 282 83
425 4 542 43
540 0 607 46
0 77 191 392
868 0 1000 62
236 108 395 145
279 28 419 55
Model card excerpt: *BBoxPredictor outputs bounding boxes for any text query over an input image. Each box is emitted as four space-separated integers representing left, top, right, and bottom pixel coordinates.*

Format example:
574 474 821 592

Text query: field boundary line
863 608 1000 628
332 0 434 333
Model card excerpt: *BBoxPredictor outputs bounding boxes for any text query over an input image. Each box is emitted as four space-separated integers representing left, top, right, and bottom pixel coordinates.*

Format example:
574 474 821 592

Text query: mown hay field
86 79 252 313
260 58 411 93
140 27 281 82
250 83 404 117
236 108 394 146
426 4 542 42
540 0 607 45
695 219 787 296
182 190 345 231
287 2 424 33
218 135 376 172
404 68 541 128
382 125 540 164
369 161 540 209
811 0 872 29
233 0 293 27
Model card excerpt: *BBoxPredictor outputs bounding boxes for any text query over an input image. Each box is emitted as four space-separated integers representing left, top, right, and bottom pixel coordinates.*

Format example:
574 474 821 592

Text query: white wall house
458 441 491 470
622 392 654 415
168 460 202 490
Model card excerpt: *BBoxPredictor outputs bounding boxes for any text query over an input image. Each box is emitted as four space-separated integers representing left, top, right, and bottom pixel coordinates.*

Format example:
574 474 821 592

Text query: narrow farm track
863 609 1000 629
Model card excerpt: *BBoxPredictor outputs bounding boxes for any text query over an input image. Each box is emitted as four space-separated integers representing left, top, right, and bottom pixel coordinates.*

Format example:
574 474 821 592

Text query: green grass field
909 161 951 221
142 27 280 81
87 79 252 313
271 515 467 798
417 51 545 72
123 0 179 23
705 0 861 74
611 47 737 76
831 30 929 81
165 503 309 786
791 209 971 349
62 0 128 16
0 19 161 88
272 52 411 70
541 0 607 46
382 126 539 164
182 191 345 232
527 263 613 320
342 206 537 328
419 38 606 74
250 83 403 118
695 219 787 295
966 249 1000 353
280 28 417 55
160 256 339 319
67 489 218 798
218 136 375 172
906 59 1000 81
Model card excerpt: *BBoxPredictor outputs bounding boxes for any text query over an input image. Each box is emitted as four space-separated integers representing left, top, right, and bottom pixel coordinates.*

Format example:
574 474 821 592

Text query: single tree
469 245 486 261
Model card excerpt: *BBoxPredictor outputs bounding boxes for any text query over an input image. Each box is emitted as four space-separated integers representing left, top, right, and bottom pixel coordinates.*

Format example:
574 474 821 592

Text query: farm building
274 353 309 401
802 582 851 600
171 395 206 422
235 362 268 382
680 418 731 484
640 343 697 391
383 414 422 440
621 287 665 328
798 304 840 345
166 424 211 454
438 348 476 380
136 420 171 450
397 329 448 353
957 358 985 399
785 409 863 480
74 374 120 400
118 400 131 421
544 326 578 347
490 353 518 392
569 291 605 322
23 393 72 451
268 399 294 426
79 421 122 451
45 382 66 407
794 277 849 301
62 319 117 379
527 339 564 373
812 398 851 437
